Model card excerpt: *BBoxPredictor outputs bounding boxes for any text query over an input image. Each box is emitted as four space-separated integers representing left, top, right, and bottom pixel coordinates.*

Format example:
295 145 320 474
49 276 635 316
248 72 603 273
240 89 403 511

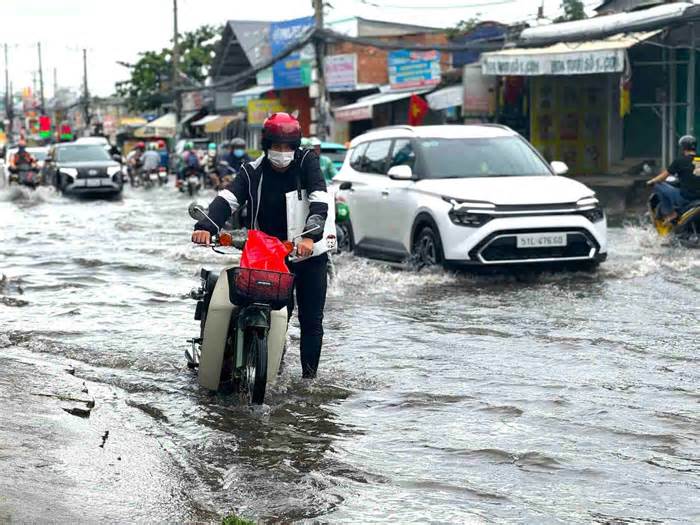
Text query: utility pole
172 0 181 137
312 0 327 140
37 42 45 114
4 43 12 128
83 48 91 133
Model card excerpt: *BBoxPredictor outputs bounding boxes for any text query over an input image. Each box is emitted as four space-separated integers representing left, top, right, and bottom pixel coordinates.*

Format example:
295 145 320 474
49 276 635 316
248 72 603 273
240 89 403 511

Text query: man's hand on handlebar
192 230 211 245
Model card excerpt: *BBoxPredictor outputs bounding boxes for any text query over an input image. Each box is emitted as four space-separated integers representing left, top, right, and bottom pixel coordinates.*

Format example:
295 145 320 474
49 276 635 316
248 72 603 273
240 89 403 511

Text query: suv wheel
413 225 444 268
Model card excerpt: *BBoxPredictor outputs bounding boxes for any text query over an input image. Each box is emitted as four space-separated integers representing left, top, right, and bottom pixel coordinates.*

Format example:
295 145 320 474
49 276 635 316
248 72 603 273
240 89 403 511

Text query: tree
116 25 222 112
555 0 587 22
447 17 481 39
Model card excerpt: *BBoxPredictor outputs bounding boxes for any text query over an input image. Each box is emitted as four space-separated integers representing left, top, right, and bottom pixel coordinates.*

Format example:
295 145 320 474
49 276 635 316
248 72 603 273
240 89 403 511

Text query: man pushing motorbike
647 135 700 224
191 113 329 379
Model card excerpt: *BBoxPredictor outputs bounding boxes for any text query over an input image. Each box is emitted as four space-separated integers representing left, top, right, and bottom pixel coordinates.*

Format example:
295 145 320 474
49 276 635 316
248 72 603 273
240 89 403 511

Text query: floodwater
0 184 698 523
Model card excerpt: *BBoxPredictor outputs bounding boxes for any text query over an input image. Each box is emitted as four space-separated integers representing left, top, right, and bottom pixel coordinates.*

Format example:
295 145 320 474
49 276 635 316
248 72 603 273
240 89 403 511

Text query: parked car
46 142 123 197
333 124 607 269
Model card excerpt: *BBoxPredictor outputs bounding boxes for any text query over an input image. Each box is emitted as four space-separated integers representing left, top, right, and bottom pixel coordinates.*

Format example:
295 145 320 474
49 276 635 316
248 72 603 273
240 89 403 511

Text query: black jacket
195 149 328 242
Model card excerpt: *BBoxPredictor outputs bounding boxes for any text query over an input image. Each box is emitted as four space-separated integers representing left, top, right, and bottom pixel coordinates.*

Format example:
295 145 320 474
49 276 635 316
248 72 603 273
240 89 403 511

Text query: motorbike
185 203 322 405
10 164 40 189
143 168 160 189
649 176 700 248
178 169 201 197
158 166 169 185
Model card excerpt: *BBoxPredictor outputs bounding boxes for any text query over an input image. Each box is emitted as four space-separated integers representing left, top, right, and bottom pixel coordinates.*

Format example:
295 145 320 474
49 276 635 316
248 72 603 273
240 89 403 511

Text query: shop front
481 32 660 175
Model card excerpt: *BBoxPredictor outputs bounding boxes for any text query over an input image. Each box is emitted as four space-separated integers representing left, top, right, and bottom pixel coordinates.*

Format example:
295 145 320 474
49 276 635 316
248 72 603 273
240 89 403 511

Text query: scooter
185 203 322 405
649 176 700 248
178 168 201 197
158 166 169 185
11 164 40 189
143 168 160 189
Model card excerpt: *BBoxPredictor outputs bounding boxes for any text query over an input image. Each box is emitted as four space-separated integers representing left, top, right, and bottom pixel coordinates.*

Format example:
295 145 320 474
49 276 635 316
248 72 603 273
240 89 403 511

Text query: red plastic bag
240 230 290 273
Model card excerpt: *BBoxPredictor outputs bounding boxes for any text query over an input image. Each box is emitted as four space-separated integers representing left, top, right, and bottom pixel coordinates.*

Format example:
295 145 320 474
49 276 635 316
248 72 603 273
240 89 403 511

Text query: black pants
288 253 328 378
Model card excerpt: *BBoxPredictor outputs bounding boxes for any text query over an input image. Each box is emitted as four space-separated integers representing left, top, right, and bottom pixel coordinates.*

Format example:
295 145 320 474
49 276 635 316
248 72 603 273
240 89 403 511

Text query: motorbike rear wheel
243 330 267 405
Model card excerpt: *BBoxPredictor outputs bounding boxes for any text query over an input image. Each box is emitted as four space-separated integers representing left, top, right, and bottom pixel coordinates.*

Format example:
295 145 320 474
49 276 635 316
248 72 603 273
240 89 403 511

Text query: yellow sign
247 99 285 126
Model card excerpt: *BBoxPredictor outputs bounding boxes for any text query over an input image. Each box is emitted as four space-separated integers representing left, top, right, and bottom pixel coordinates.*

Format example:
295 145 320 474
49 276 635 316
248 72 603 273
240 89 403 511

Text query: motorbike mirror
188 202 207 221
112 155 121 162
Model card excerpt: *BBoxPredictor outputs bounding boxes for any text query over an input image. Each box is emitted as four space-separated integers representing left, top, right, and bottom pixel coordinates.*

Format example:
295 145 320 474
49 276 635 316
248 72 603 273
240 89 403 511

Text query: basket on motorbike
228 267 294 310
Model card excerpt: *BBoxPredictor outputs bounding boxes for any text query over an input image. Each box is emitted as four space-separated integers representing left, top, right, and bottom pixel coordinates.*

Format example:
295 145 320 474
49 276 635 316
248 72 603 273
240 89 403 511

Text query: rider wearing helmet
179 141 201 182
220 137 250 175
126 141 146 184
192 112 329 379
647 135 700 223
10 141 37 173
141 142 162 172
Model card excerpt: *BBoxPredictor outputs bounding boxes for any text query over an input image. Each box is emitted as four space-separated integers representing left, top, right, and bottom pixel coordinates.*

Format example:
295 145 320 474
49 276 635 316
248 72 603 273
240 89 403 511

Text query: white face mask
267 149 294 169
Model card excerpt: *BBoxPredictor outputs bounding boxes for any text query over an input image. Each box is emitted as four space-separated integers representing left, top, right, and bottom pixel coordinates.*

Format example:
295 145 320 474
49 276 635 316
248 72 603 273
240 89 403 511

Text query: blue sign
270 16 314 90
388 50 442 90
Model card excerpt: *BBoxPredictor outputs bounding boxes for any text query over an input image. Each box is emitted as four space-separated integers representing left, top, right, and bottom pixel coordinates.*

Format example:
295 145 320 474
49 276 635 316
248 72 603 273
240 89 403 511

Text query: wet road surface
0 184 698 523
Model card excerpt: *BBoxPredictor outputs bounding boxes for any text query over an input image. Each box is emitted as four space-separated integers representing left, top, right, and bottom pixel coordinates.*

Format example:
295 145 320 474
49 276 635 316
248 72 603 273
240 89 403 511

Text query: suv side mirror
388 165 413 180
551 161 568 175
339 181 352 190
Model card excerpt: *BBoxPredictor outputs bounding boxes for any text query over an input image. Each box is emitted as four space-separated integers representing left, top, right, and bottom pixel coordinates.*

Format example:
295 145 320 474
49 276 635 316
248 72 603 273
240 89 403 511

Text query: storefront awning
333 88 432 122
481 31 660 76
119 117 148 127
192 115 221 126
232 84 274 107
204 114 244 133
426 85 463 110
134 113 176 138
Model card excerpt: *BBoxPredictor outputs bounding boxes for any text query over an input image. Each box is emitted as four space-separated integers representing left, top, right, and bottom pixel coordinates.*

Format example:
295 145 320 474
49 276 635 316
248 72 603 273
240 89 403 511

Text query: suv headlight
107 166 121 176
59 167 78 177
576 196 605 223
443 197 494 227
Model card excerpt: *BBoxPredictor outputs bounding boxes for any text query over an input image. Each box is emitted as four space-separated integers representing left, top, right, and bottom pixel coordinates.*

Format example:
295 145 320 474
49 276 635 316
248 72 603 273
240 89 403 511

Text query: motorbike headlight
59 167 78 177
107 166 121 176
576 196 605 223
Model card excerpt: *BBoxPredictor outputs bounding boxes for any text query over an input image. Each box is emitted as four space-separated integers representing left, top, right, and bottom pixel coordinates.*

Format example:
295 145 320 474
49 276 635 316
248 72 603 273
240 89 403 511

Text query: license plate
188 176 199 184
86 178 102 187
516 233 567 248
150 173 159 181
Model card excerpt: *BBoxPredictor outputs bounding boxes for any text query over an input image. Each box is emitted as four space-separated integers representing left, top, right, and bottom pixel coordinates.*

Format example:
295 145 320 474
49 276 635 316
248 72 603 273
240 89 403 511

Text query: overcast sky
1 0 599 98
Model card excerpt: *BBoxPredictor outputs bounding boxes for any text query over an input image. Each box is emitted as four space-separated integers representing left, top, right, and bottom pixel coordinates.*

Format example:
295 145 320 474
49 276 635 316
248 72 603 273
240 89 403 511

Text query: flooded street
1 185 698 523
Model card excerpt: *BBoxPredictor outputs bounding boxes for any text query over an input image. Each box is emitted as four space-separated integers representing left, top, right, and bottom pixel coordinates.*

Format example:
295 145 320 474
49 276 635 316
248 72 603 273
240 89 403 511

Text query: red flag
408 94 429 126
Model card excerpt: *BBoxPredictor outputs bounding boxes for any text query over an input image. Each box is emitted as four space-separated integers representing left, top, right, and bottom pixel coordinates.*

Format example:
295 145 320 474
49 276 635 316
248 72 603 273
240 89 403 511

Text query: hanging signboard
462 64 497 116
270 16 314 90
388 50 441 90
481 49 625 76
247 98 286 126
324 54 357 92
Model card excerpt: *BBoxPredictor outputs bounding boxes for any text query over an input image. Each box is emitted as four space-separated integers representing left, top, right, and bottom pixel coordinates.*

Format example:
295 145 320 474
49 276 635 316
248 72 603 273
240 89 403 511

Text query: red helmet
136 141 145 150
262 112 301 150
157 140 166 149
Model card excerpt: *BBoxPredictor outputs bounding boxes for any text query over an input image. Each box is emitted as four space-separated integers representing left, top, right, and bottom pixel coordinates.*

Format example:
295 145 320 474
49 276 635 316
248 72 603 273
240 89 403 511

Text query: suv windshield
418 137 551 179
57 145 111 163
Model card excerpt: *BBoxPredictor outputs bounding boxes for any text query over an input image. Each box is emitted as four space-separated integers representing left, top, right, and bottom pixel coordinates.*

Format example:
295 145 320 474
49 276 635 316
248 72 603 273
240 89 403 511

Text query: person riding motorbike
220 137 250 175
178 142 201 183
647 135 700 224
126 141 145 184
140 142 162 184
157 139 169 169
204 142 221 188
309 137 337 183
10 142 37 173
192 112 329 379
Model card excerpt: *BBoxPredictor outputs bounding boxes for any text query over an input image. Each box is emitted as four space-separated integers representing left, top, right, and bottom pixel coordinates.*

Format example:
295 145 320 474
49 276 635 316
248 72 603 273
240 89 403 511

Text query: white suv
333 125 607 268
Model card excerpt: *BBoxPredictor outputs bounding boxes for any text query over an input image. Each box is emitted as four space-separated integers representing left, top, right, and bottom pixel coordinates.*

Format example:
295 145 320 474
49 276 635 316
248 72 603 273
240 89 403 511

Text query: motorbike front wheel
243 331 268 405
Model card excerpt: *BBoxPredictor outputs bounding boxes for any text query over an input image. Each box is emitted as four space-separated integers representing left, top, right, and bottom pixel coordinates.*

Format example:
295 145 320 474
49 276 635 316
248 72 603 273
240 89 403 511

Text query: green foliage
221 515 255 525
447 17 480 39
555 0 587 22
116 25 222 112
